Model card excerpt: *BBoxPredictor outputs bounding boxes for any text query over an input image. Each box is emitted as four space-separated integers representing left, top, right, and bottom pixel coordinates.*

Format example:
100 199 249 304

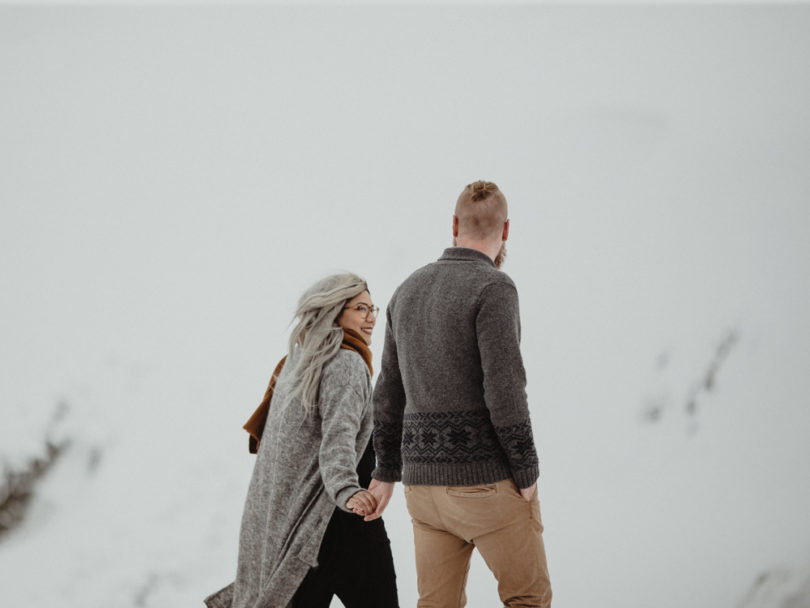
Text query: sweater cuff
371 466 402 483
334 484 364 513
511 466 539 490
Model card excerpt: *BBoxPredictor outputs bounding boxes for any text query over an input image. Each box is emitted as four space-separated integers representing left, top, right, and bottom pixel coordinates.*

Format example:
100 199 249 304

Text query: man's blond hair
454 181 508 240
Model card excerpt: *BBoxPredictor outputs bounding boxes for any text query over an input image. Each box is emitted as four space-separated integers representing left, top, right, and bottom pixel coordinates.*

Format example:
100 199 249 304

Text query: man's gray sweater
372 247 539 489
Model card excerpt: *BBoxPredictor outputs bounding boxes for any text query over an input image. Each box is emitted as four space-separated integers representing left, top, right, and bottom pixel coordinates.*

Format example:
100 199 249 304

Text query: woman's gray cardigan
205 348 373 608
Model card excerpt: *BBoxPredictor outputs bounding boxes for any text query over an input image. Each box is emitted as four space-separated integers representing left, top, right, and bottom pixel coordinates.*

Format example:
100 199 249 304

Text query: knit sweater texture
372 247 539 489
205 347 372 608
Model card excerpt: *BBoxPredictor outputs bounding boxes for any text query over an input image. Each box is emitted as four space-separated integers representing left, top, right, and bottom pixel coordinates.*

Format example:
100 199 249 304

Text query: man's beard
494 242 507 269
452 239 507 269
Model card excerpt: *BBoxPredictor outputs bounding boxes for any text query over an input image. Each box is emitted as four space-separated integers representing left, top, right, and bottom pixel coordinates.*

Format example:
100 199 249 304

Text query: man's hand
346 490 378 516
364 479 395 521
519 481 537 502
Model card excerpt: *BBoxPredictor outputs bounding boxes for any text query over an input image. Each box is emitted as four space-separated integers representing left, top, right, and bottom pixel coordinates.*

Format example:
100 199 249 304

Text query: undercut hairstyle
286 273 368 416
454 180 508 241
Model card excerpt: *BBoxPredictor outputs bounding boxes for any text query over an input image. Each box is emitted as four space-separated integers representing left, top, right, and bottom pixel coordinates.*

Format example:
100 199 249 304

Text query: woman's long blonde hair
285 273 368 415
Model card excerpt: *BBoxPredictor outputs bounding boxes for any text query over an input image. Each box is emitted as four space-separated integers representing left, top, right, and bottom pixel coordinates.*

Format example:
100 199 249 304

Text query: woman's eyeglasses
344 304 379 319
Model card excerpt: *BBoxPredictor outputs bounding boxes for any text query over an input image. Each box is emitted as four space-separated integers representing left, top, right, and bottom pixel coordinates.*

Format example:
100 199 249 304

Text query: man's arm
476 280 540 492
368 303 406 519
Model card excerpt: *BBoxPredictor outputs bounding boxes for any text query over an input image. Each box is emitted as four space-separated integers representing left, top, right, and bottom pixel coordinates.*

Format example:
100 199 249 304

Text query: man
367 181 552 607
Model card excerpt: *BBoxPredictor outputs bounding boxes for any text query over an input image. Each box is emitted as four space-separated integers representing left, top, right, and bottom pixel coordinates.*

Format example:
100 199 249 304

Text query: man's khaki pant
404 479 552 608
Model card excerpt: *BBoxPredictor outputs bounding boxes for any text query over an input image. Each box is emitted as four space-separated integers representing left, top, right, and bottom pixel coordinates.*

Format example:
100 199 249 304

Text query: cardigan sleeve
318 353 369 512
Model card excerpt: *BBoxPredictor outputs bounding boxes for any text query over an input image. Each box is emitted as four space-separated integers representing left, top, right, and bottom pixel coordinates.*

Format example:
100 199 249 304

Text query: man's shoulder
389 260 439 299
456 262 519 297
392 256 519 300
480 270 518 292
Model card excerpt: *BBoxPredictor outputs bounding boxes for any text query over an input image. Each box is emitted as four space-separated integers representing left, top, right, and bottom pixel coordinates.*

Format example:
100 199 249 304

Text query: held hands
346 490 378 517
363 479 395 522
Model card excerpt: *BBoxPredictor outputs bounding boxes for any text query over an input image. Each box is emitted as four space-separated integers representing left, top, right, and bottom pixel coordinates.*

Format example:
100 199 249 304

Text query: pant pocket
445 483 497 498
530 497 544 531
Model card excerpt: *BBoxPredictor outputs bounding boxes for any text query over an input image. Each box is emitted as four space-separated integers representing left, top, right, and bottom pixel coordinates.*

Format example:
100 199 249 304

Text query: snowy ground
2 5 809 608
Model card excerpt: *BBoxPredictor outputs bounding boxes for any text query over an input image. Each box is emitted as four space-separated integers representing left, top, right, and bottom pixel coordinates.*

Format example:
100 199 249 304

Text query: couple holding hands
205 181 551 608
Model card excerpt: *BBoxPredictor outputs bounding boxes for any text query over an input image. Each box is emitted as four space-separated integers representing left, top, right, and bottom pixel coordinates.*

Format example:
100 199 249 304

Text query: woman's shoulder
323 348 371 387
319 350 372 415
327 348 370 375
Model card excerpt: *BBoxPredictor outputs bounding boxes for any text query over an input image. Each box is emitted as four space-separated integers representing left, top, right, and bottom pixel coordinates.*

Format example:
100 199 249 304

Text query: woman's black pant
292 508 399 608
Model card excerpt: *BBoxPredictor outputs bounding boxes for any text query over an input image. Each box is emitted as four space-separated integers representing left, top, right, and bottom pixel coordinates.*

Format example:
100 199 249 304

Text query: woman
205 274 399 608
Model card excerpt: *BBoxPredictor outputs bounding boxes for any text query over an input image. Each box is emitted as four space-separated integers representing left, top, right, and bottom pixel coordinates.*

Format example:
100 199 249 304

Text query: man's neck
453 239 501 264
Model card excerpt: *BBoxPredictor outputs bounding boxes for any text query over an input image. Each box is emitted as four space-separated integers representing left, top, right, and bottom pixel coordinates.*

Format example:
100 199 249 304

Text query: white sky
1 4 809 607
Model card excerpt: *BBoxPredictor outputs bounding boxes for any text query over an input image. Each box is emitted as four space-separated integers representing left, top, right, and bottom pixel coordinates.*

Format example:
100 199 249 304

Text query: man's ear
502 219 510 242
452 215 459 238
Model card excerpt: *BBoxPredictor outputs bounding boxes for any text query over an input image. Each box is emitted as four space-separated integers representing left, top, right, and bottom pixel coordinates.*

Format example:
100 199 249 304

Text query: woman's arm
318 353 373 512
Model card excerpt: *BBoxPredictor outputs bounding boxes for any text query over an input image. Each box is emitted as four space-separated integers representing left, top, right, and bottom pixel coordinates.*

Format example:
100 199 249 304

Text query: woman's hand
346 490 378 516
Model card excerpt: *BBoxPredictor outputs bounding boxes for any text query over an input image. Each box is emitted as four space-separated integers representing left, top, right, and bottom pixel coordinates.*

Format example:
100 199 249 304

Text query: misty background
1 4 809 607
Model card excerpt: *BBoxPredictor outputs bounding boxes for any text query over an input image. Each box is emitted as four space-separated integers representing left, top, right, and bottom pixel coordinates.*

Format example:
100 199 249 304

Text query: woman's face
337 290 377 345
